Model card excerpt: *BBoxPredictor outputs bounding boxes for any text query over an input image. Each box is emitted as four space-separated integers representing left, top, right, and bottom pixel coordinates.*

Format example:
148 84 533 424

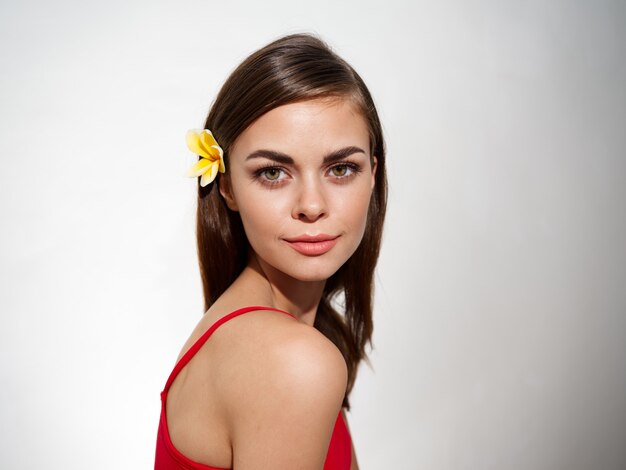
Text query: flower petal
186 130 205 156
186 158 214 177
199 129 219 150
211 144 223 159
199 161 219 186
187 130 220 160
209 145 226 172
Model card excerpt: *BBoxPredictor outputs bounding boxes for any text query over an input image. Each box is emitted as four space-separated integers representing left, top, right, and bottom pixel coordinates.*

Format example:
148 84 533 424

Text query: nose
292 176 328 222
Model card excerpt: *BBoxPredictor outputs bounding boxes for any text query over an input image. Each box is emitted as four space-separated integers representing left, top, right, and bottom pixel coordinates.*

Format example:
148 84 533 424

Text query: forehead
231 98 369 158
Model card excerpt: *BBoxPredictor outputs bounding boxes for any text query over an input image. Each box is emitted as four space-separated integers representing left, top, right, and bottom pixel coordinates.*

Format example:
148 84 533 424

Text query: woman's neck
232 254 326 327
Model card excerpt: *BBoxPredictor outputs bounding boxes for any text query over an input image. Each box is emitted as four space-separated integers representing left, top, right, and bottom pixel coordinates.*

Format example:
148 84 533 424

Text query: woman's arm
224 328 348 469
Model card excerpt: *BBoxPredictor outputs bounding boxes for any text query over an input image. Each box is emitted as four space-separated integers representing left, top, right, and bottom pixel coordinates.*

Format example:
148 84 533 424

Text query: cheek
334 184 373 239
233 190 289 247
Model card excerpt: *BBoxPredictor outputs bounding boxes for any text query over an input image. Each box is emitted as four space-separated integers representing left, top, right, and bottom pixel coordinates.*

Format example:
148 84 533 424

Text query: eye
253 165 288 186
263 168 282 181
331 165 348 177
328 162 361 179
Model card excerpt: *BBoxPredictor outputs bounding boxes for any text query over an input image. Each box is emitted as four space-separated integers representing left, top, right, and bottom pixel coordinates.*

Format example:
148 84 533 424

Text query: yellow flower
185 129 226 187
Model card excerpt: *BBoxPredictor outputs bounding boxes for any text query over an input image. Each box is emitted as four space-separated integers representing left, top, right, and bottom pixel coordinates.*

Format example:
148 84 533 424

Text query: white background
1 1 625 469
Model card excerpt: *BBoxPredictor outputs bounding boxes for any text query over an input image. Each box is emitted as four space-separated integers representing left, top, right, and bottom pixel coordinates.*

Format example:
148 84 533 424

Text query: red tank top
154 306 352 469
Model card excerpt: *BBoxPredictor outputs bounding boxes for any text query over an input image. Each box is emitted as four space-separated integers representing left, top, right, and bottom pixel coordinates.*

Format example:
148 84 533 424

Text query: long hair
194 32 387 411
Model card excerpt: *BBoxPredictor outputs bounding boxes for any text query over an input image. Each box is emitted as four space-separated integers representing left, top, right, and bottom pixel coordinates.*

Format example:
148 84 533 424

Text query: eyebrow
244 146 366 165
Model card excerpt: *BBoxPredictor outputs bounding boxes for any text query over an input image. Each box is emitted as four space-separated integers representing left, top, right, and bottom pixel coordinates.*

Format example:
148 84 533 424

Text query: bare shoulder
211 308 347 389
216 310 348 469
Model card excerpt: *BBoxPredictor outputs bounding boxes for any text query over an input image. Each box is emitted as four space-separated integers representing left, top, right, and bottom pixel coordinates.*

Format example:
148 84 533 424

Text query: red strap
163 306 295 392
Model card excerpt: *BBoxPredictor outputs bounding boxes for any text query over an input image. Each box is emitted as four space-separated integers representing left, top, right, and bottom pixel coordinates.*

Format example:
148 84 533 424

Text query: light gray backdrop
1 0 624 469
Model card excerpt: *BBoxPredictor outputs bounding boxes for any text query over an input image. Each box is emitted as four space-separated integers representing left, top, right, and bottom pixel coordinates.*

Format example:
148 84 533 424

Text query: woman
155 32 387 470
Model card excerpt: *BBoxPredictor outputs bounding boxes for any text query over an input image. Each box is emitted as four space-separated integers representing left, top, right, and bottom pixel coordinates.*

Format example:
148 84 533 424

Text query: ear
370 156 378 190
218 174 239 211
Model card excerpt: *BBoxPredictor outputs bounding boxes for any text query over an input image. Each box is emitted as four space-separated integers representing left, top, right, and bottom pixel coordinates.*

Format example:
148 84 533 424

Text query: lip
284 234 339 243
283 234 340 256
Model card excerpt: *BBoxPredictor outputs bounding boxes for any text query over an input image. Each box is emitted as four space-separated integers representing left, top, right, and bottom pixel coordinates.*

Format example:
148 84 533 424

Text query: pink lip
284 234 340 256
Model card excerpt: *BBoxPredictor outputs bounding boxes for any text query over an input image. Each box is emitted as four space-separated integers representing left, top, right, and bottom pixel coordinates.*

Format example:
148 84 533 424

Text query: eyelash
253 162 363 187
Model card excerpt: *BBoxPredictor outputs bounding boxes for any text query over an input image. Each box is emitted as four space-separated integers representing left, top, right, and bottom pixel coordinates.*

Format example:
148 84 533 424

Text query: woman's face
220 98 377 282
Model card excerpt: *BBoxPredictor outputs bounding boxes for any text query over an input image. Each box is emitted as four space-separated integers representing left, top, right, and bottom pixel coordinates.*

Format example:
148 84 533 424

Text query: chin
289 269 336 283
279 260 342 283
262 255 344 283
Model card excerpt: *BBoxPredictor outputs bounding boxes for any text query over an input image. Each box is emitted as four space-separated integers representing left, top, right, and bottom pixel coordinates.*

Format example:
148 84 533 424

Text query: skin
166 97 375 469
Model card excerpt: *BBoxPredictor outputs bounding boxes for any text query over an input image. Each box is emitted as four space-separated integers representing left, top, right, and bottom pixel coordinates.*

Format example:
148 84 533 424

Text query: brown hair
194 32 387 411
